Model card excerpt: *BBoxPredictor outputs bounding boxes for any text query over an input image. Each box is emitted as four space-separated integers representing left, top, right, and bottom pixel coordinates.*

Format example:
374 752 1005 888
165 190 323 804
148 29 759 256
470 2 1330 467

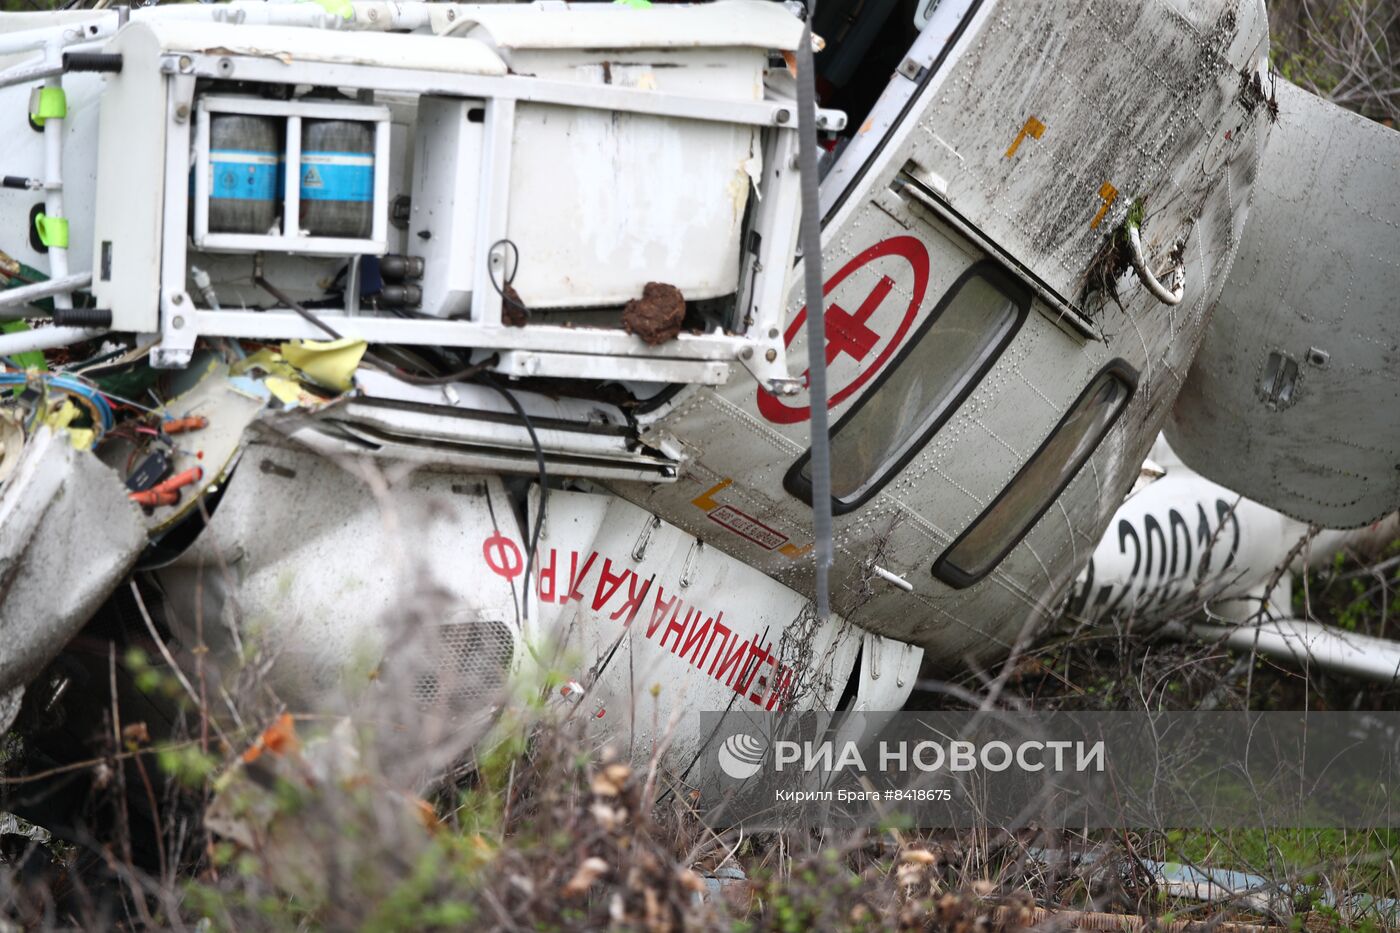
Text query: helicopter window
784 261 1029 514
931 361 1137 589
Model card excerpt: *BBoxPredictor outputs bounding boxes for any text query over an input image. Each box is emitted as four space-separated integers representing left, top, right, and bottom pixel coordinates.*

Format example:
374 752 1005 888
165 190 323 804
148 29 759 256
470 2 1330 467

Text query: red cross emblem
757 235 930 424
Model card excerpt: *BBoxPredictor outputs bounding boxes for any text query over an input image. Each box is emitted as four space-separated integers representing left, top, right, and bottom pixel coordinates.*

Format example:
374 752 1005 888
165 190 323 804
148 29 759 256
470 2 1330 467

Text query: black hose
51 307 112 328
252 271 551 616
478 373 548 619
254 270 500 385
62 52 123 73
254 272 343 340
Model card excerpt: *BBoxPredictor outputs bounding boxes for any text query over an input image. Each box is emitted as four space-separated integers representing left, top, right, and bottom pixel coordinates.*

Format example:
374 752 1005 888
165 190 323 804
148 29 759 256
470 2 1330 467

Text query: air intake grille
411 620 515 718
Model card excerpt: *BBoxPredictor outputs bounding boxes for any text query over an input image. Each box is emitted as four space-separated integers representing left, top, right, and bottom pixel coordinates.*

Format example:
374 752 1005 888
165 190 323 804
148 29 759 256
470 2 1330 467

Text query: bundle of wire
0 371 116 445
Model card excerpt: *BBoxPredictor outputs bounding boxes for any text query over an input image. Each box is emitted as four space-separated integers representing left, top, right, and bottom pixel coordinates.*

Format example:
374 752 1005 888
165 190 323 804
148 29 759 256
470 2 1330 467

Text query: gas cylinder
207 112 281 234
299 117 374 238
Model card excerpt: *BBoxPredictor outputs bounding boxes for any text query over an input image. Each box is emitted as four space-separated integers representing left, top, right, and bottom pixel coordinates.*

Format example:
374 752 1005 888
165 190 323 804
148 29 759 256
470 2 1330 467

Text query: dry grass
3 1 1399 929
5 542 1396 932
1269 0 1399 125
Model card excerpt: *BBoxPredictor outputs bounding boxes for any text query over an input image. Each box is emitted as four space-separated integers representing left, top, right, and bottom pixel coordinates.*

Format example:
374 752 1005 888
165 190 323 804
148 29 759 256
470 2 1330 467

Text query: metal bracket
763 376 805 397
897 57 926 82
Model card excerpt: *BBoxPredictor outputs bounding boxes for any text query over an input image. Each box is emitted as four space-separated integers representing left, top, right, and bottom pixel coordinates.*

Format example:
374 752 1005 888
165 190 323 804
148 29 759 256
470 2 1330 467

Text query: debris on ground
0 334 362 643
280 336 368 392
0 426 145 695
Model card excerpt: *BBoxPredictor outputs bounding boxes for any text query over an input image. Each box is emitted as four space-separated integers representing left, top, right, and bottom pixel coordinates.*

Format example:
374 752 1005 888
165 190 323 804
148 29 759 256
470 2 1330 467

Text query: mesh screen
410 620 515 718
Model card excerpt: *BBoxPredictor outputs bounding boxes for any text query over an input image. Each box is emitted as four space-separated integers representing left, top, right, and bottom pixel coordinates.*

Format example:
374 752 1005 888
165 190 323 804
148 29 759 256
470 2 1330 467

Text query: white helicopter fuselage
0 0 1395 764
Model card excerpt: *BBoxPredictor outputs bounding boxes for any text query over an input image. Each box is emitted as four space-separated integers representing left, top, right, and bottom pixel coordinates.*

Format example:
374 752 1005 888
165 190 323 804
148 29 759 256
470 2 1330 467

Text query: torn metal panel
1168 79 1400 528
0 428 145 693
155 432 525 731
279 368 681 483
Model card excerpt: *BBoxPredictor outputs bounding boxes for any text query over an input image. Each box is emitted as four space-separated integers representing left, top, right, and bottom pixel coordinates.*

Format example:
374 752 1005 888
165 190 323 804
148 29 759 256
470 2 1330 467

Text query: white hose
0 325 105 357
1126 225 1185 306
0 273 92 313
1175 618 1400 684
872 565 915 592
190 265 221 312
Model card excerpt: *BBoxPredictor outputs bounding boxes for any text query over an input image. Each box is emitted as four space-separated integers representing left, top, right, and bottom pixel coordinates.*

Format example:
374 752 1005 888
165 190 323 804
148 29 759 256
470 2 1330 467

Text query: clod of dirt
502 285 528 328
622 282 685 345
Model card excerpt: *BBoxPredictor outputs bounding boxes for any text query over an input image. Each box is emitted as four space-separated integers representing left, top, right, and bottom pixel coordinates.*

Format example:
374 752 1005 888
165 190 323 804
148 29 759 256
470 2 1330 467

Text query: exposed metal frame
148 46 843 393
192 95 392 256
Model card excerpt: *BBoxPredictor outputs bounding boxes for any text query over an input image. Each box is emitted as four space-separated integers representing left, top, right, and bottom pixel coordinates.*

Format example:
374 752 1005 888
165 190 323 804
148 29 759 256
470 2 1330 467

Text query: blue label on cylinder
300 151 374 203
210 149 279 201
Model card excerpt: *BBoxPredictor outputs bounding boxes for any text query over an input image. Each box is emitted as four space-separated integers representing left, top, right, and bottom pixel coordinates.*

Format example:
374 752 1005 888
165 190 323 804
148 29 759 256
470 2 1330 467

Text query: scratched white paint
616 0 1273 669
502 46 766 308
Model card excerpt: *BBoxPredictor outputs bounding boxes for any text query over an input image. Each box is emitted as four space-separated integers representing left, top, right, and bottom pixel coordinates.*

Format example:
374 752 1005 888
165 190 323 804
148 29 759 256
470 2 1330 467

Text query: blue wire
0 372 116 433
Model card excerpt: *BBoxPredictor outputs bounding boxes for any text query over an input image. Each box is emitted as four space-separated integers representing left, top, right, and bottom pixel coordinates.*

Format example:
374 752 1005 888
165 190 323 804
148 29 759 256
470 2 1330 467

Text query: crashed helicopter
0 0 1397 789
